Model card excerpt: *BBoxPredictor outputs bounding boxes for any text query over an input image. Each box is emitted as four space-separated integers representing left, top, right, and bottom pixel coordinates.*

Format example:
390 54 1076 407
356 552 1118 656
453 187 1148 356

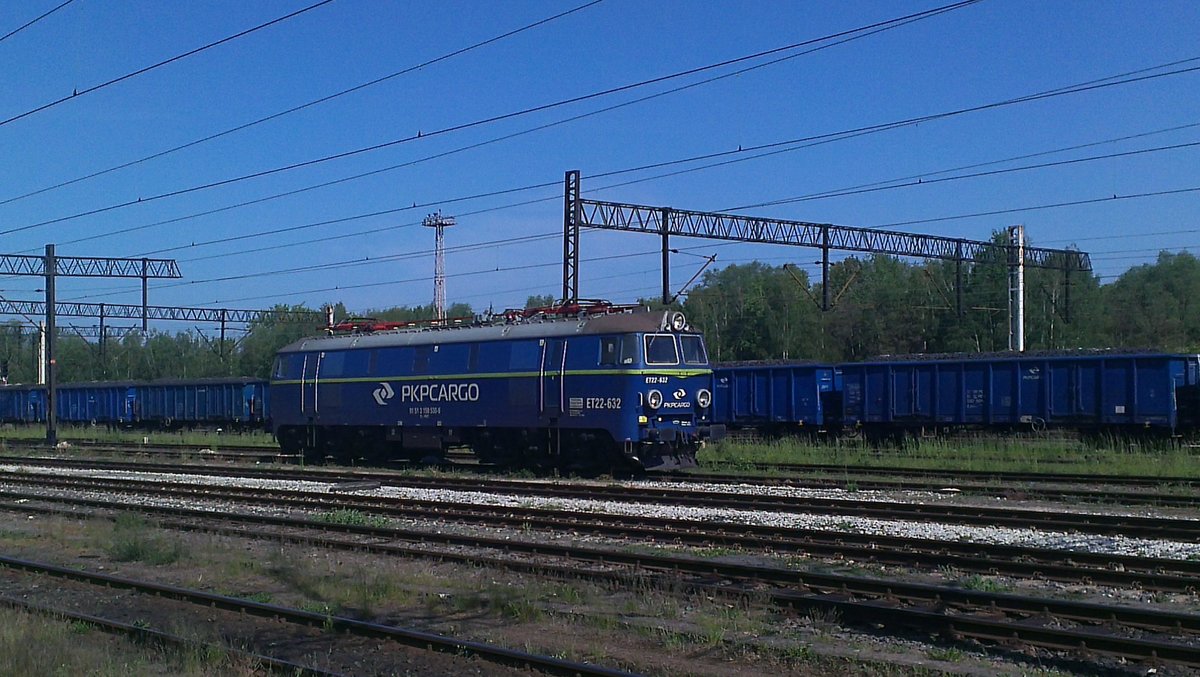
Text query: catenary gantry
561 170 1091 315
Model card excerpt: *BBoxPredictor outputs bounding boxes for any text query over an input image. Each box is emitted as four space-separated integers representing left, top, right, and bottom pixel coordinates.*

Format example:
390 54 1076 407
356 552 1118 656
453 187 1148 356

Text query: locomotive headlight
696 388 712 409
647 389 664 410
669 311 687 332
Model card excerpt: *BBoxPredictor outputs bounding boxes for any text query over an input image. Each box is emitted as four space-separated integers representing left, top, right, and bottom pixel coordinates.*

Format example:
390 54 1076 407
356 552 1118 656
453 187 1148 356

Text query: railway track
1 437 286 461
2 457 1199 540
4 484 1200 670
10 439 1200 506
0 595 330 676
671 471 1200 508
3 472 1200 593
0 554 632 677
735 460 1200 489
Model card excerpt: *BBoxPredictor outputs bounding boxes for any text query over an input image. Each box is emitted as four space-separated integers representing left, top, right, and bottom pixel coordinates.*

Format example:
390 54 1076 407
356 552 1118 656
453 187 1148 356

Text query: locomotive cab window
621 335 638 364
601 335 640 366
320 351 345 378
600 337 619 366
644 334 679 365
680 335 709 365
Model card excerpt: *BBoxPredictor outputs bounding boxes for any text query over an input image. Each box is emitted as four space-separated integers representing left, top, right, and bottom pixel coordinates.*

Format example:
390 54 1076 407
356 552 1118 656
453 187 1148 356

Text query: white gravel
4 463 1200 561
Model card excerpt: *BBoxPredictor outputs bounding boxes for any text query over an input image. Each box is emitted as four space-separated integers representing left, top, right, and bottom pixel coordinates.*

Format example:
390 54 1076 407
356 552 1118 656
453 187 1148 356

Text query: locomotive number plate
585 397 622 410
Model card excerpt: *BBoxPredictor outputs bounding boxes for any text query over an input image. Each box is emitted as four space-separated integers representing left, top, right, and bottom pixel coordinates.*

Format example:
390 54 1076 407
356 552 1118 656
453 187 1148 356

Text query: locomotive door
301 352 322 419
540 339 567 420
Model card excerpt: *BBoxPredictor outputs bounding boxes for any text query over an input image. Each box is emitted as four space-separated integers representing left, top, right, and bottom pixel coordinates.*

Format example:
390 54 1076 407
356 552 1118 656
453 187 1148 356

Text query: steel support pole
98 303 106 373
821 225 830 311
44 244 57 446
562 170 581 303
1007 225 1026 352
141 258 149 332
1063 268 1072 323
955 242 964 317
220 309 227 358
661 207 671 306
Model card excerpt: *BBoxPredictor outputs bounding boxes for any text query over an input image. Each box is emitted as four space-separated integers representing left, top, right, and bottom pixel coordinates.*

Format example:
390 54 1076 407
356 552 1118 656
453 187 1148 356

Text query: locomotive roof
278 309 692 354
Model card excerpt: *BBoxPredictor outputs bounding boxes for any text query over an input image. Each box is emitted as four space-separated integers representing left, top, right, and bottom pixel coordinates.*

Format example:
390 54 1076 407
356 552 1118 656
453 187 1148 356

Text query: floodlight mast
423 211 455 321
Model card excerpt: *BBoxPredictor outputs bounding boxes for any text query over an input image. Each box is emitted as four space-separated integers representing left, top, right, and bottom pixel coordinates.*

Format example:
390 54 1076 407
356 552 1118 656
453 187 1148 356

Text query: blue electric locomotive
270 307 723 470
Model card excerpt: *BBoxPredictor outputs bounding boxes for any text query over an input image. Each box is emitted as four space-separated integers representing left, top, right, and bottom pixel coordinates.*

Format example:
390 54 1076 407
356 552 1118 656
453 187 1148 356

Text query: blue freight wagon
0 385 41 423
711 361 838 433
57 382 130 425
0 378 270 430
839 351 1200 437
131 377 269 429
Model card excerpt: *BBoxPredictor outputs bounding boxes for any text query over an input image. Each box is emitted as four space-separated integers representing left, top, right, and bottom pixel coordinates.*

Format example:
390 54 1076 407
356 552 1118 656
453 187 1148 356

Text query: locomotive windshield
680 335 709 365
644 334 679 365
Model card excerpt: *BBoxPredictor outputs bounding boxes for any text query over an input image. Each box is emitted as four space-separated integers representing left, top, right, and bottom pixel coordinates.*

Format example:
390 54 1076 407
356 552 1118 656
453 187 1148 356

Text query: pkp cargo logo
373 382 395 406
673 388 686 400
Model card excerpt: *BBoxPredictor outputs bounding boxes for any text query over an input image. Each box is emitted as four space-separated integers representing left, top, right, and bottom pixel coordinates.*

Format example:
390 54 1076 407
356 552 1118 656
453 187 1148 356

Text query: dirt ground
0 499 1122 676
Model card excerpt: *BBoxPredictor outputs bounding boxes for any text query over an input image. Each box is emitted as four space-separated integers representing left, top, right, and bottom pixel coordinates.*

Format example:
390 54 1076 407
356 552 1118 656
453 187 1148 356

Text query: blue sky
0 0 1197 332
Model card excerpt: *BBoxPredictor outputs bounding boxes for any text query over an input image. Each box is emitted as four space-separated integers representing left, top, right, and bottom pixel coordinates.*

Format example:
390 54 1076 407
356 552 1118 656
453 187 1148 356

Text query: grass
699 435 1200 478
103 514 186 565
959 574 1014 593
0 424 277 449
0 607 254 676
313 508 390 528
264 557 419 618
925 646 967 662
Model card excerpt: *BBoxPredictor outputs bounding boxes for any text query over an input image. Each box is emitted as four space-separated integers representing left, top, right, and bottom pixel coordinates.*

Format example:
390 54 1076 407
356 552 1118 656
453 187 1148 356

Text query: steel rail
0 554 635 677
11 443 1200 506
15 439 1200 506
667 472 1200 508
0 595 336 676
3 457 1198 540
734 461 1200 488
2 475 1199 593
4 487 1200 634
4 494 1200 668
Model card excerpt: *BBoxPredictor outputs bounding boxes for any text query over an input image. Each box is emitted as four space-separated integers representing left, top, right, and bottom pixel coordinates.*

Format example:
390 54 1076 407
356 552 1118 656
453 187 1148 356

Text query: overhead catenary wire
41 61 1200 269
132 141 1200 265
59 172 1200 306
724 122 1200 209
43 1 982 254
0 0 75 45
63 179 1200 306
35 52 1199 262
0 0 605 208
0 0 335 129
726 140 1200 209
0 0 983 239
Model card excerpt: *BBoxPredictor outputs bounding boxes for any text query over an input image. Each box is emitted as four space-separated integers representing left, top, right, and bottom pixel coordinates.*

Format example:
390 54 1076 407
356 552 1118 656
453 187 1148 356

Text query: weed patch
314 509 389 528
104 514 186 565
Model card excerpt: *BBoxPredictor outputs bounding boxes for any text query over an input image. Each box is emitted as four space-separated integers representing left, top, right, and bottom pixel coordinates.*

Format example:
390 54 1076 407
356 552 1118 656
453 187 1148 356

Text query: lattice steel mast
423 211 455 321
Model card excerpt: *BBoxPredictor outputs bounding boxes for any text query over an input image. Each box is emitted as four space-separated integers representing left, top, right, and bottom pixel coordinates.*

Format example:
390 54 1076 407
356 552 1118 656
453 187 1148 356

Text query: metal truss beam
576 198 1092 271
0 300 320 325
0 255 180 278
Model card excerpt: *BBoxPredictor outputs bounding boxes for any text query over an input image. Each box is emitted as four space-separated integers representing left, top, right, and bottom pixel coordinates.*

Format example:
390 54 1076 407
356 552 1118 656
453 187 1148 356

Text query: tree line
2 245 1196 384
